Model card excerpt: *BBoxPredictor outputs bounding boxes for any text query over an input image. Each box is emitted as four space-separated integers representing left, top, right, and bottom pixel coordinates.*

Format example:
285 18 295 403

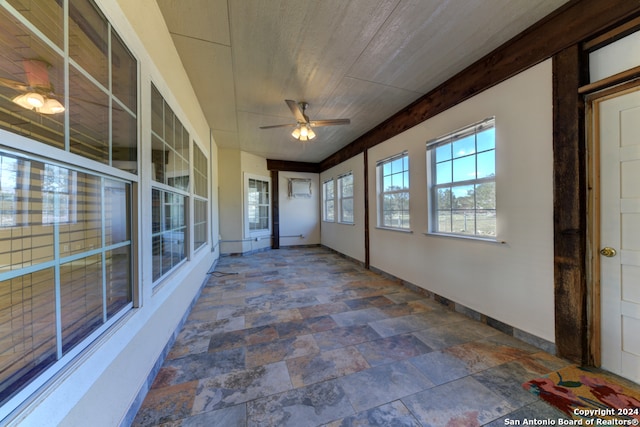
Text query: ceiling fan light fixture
38 98 65 114
291 126 301 139
13 93 65 114
307 127 316 140
300 125 309 138
13 92 45 110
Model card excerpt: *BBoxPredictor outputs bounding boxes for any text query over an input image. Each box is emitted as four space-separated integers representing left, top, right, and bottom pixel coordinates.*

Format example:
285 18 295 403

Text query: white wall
321 153 366 262
8 0 219 425
278 172 320 246
366 60 555 342
218 150 272 254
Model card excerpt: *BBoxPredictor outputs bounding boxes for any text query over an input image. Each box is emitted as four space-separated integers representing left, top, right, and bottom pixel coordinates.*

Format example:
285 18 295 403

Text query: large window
322 179 335 222
245 174 270 236
0 150 132 408
150 85 190 283
377 152 410 230
0 0 136 414
427 117 496 238
338 172 354 224
193 144 208 251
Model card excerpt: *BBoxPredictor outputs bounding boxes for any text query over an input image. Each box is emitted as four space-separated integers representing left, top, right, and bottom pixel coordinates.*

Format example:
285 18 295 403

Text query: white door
598 87 640 383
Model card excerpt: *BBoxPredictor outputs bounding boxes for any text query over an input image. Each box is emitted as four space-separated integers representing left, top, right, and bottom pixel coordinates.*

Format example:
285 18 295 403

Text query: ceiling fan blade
285 99 307 123
259 123 297 129
0 76 29 92
310 119 351 127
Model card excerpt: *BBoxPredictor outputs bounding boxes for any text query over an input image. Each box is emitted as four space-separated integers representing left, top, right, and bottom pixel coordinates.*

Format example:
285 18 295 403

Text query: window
0 0 137 413
377 152 410 230
427 117 496 238
322 179 335 222
193 144 208 251
338 172 354 224
0 150 132 408
245 175 270 236
150 85 190 283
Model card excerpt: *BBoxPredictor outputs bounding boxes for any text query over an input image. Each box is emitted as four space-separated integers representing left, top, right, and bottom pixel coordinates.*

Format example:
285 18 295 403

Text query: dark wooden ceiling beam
320 0 640 171
266 159 320 173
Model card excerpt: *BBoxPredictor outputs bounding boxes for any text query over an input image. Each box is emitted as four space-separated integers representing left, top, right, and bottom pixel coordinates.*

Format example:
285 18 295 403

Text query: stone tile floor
133 246 573 426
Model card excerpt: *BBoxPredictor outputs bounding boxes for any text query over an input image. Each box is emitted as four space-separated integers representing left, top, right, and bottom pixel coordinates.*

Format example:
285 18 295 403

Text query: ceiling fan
260 99 350 141
0 59 65 114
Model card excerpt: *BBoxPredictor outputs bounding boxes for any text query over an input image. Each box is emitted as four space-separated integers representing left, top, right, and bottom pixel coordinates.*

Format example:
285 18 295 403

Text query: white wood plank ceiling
156 0 569 163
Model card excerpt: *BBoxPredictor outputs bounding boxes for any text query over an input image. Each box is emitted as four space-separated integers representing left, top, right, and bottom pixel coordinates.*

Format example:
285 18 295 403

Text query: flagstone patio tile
247 378 354 427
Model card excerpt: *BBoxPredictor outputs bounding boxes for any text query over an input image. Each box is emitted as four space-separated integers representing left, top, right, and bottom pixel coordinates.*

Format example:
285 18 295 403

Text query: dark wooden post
553 44 588 363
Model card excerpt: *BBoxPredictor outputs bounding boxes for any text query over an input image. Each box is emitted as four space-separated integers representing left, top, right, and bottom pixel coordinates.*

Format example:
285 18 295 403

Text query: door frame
585 80 640 367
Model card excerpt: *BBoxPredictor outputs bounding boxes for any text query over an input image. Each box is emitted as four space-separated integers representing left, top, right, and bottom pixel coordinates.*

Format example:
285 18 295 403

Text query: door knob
600 247 617 257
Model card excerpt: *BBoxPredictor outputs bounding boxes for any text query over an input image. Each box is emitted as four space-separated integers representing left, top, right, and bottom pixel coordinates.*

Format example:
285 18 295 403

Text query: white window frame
322 178 335 222
426 117 496 240
244 173 271 238
377 152 410 230
337 172 354 224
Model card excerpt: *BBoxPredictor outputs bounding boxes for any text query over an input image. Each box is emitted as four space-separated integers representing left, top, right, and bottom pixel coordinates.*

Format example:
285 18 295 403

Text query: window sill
375 226 413 234
337 221 355 226
423 231 506 244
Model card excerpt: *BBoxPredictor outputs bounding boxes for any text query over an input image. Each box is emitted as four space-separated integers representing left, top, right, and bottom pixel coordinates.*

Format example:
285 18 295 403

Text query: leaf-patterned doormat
523 365 640 424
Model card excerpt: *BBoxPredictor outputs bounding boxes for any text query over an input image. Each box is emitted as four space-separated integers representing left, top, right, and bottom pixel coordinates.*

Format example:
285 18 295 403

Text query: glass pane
437 211 451 233
477 127 495 152
152 234 162 281
475 181 496 209
476 210 496 237
112 106 137 174
58 171 102 257
382 162 391 176
105 179 130 245
0 9 65 149
477 150 495 179
436 161 452 185
0 155 54 270
151 135 166 183
340 176 353 197
391 172 403 189
151 189 161 233
60 254 103 353
164 103 174 149
452 155 475 183
452 185 474 209
111 30 137 111
452 210 475 235
452 134 475 158
105 245 131 318
193 145 207 198
69 66 109 163
151 84 163 138
0 269 57 406
383 175 392 192
391 158 403 174
341 198 353 223
326 200 334 221
436 187 452 210
69 0 108 87
435 144 451 163
7 0 64 48
403 171 409 189
194 199 207 250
